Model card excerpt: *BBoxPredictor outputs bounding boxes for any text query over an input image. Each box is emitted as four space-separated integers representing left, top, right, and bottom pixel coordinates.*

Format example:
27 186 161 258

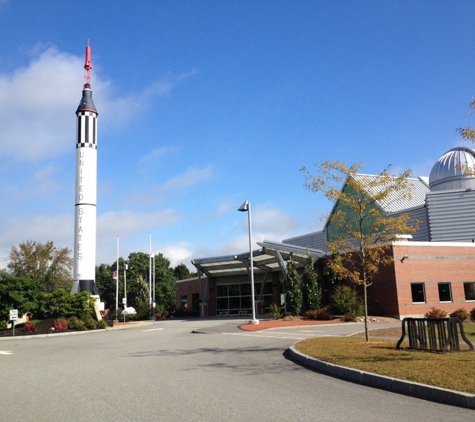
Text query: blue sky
1 1 475 269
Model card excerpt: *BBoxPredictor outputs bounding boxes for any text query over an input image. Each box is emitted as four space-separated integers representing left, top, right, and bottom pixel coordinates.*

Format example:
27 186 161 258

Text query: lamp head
238 200 250 212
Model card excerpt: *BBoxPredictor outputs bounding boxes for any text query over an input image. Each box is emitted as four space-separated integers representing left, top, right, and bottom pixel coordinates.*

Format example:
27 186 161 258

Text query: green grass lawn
295 322 475 394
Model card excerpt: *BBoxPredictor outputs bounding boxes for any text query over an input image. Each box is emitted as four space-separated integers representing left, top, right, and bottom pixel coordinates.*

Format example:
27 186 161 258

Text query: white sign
9 309 18 321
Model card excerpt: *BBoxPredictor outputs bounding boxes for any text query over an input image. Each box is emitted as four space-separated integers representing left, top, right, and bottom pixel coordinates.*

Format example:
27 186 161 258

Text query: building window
215 282 273 315
411 283 426 303
438 282 452 302
464 282 475 301
181 295 188 310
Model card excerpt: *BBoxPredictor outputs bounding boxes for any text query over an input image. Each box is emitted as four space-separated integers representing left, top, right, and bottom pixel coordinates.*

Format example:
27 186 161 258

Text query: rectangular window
216 285 228 298
438 282 452 302
228 284 240 296
464 282 475 301
240 283 251 296
411 283 426 303
216 297 228 311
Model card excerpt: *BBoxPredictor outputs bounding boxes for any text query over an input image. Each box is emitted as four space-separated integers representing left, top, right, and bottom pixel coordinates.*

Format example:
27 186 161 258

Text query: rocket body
71 84 99 295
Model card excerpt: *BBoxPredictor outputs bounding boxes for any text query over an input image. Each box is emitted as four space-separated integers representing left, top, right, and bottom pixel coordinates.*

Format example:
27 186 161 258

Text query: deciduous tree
302 160 418 340
6 240 73 291
0 274 42 322
154 253 177 314
457 98 475 143
173 263 195 280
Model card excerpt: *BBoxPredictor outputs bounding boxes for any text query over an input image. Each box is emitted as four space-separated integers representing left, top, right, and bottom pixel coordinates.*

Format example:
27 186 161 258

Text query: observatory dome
429 147 475 191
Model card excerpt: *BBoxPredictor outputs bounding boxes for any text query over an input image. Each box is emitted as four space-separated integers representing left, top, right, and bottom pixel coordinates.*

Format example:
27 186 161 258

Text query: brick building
181 147 475 319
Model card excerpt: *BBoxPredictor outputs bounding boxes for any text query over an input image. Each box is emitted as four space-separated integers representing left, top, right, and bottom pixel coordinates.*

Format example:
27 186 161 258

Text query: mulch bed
0 319 78 337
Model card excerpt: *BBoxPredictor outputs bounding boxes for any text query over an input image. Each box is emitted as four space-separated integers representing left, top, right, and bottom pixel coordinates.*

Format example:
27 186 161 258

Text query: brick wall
371 242 475 318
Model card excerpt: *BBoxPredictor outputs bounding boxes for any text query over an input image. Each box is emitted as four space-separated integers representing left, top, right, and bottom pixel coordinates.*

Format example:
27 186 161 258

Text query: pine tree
285 260 302 316
302 251 320 312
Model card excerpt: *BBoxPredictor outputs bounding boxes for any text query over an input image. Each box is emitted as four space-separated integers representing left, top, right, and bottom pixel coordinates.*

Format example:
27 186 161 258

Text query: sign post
9 309 18 337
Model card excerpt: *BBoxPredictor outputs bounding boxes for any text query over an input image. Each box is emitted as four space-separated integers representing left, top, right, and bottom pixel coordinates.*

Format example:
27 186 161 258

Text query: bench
396 317 474 353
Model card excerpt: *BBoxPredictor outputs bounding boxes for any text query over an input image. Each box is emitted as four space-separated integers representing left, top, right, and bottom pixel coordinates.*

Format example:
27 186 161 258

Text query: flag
112 271 117 280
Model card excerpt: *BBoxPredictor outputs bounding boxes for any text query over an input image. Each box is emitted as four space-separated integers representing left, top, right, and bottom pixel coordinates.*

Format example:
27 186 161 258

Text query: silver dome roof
429 146 475 191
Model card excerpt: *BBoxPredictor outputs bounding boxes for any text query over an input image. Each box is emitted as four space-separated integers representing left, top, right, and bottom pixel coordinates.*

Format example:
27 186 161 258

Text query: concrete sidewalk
240 319 340 331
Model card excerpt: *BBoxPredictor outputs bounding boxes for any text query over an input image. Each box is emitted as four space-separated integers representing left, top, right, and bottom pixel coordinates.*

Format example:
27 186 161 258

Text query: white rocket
71 43 99 296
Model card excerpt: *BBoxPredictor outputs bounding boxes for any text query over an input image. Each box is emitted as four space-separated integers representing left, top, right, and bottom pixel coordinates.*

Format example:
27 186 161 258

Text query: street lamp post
238 200 259 325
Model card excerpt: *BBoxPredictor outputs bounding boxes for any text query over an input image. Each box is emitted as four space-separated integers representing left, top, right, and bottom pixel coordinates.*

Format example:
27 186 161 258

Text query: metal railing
396 317 474 353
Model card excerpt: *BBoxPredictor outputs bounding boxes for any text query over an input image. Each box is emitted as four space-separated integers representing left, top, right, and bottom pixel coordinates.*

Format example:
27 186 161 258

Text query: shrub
135 301 153 320
0 320 7 330
270 304 283 320
67 317 87 331
24 322 36 332
450 308 470 321
342 312 358 322
304 306 333 320
38 289 96 319
304 309 318 320
316 306 333 320
470 307 475 322
424 307 447 319
96 319 107 329
81 315 97 330
331 285 363 316
54 318 68 331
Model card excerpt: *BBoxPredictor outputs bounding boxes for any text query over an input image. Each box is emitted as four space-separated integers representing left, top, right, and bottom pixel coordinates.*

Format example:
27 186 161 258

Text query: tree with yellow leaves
301 161 418 341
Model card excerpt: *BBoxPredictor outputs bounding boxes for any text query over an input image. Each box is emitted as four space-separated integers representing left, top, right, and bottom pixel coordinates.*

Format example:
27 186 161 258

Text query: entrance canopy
191 240 325 278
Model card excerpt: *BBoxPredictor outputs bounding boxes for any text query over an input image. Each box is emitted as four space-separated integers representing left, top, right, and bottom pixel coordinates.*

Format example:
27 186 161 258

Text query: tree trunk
364 283 369 342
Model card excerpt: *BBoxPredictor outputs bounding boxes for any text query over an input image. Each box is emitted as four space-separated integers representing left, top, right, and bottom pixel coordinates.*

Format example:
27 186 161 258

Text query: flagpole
149 232 152 317
116 235 119 319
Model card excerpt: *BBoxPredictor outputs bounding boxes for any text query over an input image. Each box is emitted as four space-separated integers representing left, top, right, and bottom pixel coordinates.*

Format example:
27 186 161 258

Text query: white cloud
139 146 180 164
0 45 193 162
125 165 213 206
95 209 182 265
97 209 180 236
0 47 82 160
158 165 213 194
157 242 194 269
190 203 318 262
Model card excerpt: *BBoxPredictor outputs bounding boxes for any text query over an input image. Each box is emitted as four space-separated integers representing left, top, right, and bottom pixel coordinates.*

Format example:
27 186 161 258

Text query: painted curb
288 344 475 410
0 320 155 341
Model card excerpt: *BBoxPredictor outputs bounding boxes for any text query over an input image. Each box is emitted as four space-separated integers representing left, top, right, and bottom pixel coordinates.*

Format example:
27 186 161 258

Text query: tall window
216 282 273 315
438 282 452 302
464 282 475 301
411 283 426 303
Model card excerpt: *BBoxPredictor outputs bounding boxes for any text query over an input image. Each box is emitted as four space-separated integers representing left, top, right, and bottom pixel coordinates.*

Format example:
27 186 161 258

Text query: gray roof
191 240 324 278
283 230 328 251
351 174 429 213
